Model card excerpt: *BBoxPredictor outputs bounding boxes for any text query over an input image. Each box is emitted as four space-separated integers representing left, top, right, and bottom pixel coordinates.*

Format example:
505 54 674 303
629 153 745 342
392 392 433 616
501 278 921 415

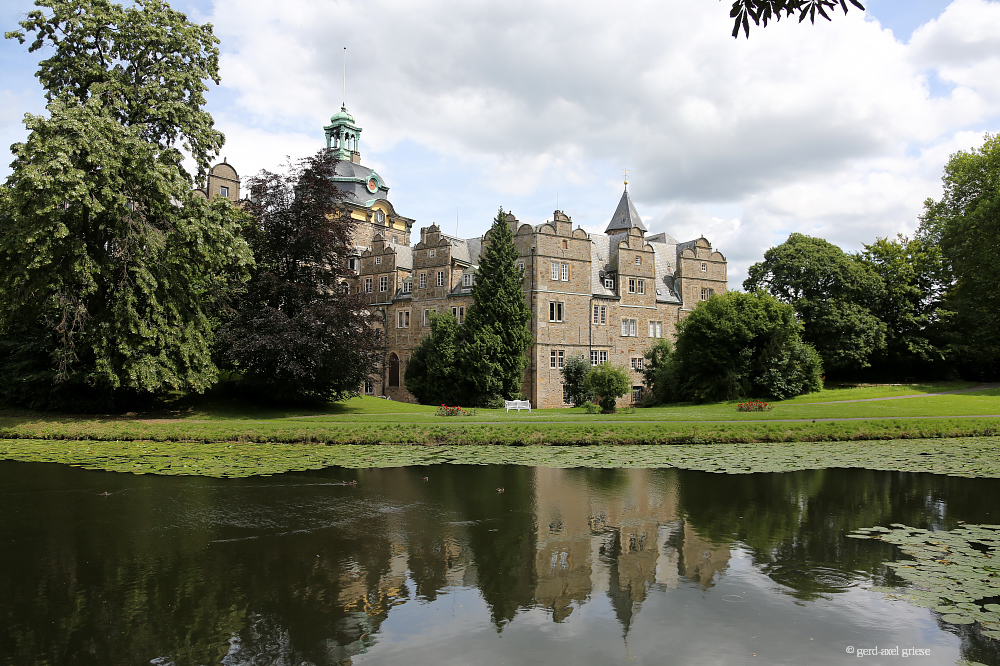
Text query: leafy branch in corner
727 0 865 38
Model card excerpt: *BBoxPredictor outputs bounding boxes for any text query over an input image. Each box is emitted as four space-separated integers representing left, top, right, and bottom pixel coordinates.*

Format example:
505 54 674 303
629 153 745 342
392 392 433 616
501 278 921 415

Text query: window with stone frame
628 278 636 294
375 256 382 265
648 321 662 338
379 276 388 292
632 386 643 403
436 271 444 287
423 309 435 326
549 301 564 322
592 304 607 325
463 273 473 287
429 248 436 258
604 276 615 290
631 357 644 370
419 273 426 289
701 262 707 272
220 186 229 198
551 262 560 280
364 380 374 395
562 384 572 404
621 318 637 336
701 287 715 300
590 350 608 366
635 255 642 265
451 306 465 324
550 350 565 369
637 279 644 295
402 280 412 293
364 277 373 293
397 311 410 328
561 263 569 281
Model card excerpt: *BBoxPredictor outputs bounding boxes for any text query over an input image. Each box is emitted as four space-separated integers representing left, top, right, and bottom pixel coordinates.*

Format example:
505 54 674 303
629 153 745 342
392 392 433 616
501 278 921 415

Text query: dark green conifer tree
459 209 532 405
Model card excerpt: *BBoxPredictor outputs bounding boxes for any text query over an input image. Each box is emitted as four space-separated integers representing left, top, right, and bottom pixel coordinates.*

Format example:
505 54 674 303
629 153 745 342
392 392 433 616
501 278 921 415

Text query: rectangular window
628 278 636 294
632 386 643 403
631 357 644 370
551 263 560 280
364 277 373 293
429 248 436 258
637 279 644 295
590 350 608 366
563 384 571 404
649 321 663 338
604 276 615 290
451 306 466 324
436 271 444 287
594 305 607 325
550 351 557 369
635 255 642 265
701 262 708 272
701 287 715 300
561 263 569 281
364 380 374 395
419 273 427 289
402 281 412 294
379 276 388 292
621 319 637 336
463 273 473 287
375 256 382 265
549 301 564 322
220 186 229 198
600 306 607 324
397 311 410 328
423 309 434 326
558 350 564 368
593 305 600 325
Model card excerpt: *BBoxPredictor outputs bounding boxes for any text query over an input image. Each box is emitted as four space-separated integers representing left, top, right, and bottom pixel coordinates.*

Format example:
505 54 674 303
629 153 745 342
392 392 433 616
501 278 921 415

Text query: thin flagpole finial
343 47 347 107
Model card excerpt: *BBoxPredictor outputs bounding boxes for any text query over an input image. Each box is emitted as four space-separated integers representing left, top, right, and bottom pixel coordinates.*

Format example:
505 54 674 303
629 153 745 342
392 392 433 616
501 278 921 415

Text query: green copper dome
330 105 355 124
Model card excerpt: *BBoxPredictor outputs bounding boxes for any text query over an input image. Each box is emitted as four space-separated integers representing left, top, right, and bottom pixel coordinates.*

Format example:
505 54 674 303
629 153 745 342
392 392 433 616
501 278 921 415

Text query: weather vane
623 168 629 189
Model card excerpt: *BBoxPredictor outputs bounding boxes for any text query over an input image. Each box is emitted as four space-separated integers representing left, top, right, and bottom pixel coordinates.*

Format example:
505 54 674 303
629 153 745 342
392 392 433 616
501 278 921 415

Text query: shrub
561 355 596 406
583 364 631 413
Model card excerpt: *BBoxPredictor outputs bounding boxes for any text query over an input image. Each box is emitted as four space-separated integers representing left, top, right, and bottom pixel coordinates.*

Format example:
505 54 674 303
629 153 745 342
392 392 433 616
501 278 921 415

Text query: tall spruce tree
460 209 532 405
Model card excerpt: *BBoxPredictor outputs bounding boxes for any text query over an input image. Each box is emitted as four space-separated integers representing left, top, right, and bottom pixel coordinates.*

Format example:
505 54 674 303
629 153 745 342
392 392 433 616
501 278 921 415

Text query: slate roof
331 160 389 205
590 234 618 299
605 189 647 234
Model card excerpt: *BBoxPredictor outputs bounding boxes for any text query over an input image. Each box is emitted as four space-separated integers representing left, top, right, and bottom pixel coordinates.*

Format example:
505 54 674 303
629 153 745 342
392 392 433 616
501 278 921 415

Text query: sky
3 0 1000 288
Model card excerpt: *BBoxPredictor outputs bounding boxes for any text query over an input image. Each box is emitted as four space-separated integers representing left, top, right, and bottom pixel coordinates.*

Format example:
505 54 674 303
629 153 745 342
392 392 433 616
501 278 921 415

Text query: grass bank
0 382 998 477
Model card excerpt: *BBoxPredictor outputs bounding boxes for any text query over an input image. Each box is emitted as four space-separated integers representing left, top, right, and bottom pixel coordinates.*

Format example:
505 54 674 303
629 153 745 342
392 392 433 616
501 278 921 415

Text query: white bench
504 400 531 413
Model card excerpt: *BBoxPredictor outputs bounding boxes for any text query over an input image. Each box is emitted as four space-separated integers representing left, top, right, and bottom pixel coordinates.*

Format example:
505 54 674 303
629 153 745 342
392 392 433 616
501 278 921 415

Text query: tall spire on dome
324 47 363 162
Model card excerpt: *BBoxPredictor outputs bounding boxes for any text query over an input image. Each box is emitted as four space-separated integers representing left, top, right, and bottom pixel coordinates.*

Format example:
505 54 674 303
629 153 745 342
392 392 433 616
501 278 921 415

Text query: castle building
193 159 241 201
328 108 728 408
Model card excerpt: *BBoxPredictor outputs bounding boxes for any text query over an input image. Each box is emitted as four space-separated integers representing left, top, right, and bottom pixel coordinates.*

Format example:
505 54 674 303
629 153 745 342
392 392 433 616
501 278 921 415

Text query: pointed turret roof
605 188 646 234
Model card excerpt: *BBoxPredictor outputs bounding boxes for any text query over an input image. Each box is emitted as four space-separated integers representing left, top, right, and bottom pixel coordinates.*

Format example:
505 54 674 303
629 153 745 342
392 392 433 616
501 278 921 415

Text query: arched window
388 353 400 387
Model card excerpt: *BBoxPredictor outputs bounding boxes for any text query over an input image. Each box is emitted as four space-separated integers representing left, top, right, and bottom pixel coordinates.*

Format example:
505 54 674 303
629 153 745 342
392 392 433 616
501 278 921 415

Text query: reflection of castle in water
318 467 731 654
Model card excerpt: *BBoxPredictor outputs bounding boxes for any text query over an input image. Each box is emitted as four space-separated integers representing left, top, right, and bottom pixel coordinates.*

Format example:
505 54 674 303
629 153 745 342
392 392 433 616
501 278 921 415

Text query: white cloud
4 0 1000 290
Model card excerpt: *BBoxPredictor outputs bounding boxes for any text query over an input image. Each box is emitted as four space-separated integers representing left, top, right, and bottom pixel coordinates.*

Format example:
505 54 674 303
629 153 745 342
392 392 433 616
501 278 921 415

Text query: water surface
1 462 999 665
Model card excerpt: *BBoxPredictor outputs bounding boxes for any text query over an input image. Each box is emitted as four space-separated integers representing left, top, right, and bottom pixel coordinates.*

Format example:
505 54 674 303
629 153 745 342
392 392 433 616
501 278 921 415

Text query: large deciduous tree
0 0 250 409
216 150 382 404
919 133 1000 377
744 233 885 375
459 209 532 405
665 291 823 402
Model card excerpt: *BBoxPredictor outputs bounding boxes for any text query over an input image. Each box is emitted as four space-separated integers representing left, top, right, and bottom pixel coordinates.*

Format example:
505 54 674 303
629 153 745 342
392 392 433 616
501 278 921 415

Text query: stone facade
324 105 727 408
351 194 727 408
193 160 241 201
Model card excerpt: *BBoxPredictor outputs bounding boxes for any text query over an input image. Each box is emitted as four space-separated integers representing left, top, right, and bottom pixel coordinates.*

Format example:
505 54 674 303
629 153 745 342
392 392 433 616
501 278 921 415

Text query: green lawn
0 382 997 447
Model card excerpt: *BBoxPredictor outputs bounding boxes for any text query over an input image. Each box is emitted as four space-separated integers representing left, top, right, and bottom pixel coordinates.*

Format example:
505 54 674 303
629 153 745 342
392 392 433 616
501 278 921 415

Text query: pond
1 461 999 665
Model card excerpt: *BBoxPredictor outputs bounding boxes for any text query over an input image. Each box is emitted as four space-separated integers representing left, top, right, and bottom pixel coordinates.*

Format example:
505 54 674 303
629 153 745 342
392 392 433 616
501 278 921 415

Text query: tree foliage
744 232 885 374
560 355 595 407
6 0 223 182
0 95 249 409
459 209 532 405
404 312 465 406
583 364 631 413
216 151 382 404
857 234 950 375
662 291 822 402
919 133 1000 377
727 0 865 38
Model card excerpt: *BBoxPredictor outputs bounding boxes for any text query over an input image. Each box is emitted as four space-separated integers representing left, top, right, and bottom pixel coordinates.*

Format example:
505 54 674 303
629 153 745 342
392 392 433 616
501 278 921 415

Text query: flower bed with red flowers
737 400 773 412
436 405 476 417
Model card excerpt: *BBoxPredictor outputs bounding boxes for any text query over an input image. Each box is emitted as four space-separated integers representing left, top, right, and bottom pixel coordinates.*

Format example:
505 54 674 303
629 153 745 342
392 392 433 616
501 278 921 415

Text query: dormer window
604 276 615 290
402 281 412 293
463 273 473 287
